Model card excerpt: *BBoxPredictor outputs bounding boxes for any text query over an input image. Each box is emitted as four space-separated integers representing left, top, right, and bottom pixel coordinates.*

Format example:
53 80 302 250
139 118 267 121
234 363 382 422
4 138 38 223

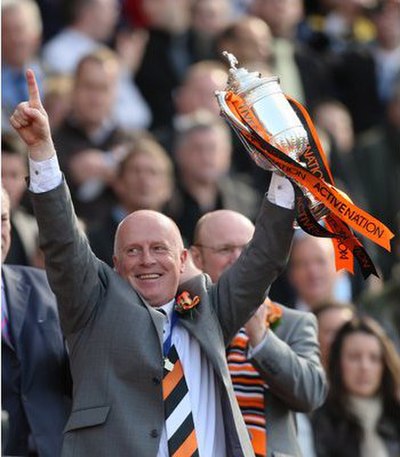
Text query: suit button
150 429 158 438
152 377 161 385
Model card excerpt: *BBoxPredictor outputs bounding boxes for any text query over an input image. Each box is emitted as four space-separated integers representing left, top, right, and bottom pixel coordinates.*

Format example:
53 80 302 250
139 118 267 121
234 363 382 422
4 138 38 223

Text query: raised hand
10 69 56 161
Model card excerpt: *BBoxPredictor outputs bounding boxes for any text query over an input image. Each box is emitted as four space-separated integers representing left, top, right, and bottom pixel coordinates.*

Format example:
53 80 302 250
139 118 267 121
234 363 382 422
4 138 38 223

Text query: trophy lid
222 51 279 96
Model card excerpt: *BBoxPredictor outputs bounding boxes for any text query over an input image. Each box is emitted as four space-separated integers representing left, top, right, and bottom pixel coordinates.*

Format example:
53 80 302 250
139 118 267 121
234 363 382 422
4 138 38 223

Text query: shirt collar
156 299 175 323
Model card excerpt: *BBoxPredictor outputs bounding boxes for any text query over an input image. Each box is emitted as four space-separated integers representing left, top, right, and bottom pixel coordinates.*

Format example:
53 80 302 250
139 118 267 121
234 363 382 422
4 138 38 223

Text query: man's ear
113 255 120 273
190 246 203 270
179 249 189 273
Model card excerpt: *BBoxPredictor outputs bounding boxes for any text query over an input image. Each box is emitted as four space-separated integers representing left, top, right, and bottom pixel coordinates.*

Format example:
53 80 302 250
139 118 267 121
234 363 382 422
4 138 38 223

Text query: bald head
289 232 337 309
113 210 187 307
191 210 254 282
114 210 184 255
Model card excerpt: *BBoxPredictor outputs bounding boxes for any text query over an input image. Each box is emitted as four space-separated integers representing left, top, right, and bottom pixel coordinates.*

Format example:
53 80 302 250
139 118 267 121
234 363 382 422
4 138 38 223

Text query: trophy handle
215 91 251 136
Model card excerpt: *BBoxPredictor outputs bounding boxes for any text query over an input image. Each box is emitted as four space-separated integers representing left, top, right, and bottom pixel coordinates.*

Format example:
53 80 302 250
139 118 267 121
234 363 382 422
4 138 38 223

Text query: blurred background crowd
1 0 400 454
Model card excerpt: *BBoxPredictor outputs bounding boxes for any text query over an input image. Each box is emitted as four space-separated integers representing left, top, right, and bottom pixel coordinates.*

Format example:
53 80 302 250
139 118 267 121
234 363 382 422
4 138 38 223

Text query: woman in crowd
312 315 400 457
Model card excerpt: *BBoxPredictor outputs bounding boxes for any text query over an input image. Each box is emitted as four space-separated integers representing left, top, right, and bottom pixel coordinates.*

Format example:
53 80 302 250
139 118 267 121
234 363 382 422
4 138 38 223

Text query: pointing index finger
26 69 43 108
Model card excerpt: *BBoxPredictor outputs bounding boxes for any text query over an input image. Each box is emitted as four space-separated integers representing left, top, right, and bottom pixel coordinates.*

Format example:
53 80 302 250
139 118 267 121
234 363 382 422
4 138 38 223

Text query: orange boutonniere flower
175 291 200 318
265 300 283 330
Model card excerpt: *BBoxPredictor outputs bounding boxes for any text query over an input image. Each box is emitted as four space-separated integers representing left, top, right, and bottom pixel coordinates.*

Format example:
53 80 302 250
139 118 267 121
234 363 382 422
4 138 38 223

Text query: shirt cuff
267 173 295 209
248 331 270 358
29 154 62 193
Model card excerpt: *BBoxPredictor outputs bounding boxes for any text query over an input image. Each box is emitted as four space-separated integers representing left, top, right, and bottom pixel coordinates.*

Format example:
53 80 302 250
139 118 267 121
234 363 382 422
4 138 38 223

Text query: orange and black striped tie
162 344 199 457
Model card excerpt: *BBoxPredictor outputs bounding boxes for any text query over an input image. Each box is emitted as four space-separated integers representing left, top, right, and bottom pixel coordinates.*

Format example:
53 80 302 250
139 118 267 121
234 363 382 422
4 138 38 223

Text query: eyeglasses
193 244 248 256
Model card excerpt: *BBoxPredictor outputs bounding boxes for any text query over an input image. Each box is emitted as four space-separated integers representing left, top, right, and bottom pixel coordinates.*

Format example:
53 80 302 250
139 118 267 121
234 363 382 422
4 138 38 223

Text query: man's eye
153 245 168 253
127 247 140 256
217 247 232 255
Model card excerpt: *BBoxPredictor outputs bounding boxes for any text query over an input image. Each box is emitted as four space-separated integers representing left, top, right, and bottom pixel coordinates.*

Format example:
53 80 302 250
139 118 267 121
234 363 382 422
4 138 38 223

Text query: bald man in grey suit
11 70 295 457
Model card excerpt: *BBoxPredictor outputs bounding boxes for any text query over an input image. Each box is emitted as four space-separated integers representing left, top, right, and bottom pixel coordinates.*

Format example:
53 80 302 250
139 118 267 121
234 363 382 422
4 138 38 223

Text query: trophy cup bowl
215 51 329 223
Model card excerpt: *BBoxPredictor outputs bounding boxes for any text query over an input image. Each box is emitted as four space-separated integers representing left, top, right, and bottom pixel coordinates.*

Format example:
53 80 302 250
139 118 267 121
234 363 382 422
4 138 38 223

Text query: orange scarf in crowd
227 328 268 457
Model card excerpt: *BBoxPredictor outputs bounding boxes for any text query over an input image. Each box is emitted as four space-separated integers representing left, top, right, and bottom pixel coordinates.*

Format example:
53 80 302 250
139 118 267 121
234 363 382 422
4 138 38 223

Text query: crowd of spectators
2 0 400 455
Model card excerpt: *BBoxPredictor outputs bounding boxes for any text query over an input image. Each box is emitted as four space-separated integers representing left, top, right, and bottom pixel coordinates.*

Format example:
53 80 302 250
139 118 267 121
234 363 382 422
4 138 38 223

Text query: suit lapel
2 266 31 345
177 276 228 380
136 291 164 349
179 314 226 383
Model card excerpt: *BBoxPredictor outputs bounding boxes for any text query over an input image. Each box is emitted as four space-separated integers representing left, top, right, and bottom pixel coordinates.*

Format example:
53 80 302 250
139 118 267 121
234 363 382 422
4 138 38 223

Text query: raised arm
10 70 102 335
212 189 295 345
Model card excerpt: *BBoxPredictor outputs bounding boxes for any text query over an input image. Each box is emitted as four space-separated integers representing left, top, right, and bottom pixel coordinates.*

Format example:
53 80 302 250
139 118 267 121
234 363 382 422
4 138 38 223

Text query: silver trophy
215 51 328 221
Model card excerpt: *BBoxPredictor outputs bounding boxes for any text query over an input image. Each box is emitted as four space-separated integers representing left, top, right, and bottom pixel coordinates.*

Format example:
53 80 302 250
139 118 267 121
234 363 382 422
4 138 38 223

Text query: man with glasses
191 209 327 457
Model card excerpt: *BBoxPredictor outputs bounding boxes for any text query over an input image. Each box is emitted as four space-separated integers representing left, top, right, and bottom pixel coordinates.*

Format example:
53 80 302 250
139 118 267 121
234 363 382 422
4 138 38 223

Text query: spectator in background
2 133 38 266
1 187 71 457
369 0 400 105
216 15 273 72
42 0 119 74
88 135 175 265
313 99 361 190
155 59 227 150
191 209 327 457
313 300 355 370
136 0 217 133
2 0 44 131
53 48 129 226
330 0 400 134
174 60 227 118
307 0 376 54
312 316 400 457
353 77 400 278
359 211 400 351
215 16 275 178
249 0 333 109
168 111 260 244
190 0 233 60
312 99 382 296
42 74 73 131
288 231 351 311
42 0 151 130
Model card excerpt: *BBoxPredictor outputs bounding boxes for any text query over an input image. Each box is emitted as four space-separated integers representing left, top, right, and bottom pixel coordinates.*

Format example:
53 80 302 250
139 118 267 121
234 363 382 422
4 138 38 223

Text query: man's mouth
136 274 162 280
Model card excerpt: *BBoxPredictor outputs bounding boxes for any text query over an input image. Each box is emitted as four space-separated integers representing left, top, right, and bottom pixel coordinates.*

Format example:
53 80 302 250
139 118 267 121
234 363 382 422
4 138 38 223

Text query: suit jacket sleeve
30 179 103 335
211 197 295 345
250 311 327 412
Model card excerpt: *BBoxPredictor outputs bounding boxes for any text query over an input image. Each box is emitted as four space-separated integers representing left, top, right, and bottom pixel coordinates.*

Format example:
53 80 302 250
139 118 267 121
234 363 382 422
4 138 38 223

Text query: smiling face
341 332 384 397
113 210 187 307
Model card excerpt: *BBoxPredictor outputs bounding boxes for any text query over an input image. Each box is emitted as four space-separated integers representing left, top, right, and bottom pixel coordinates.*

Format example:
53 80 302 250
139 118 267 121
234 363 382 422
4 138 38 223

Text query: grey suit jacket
249 307 327 457
31 180 294 457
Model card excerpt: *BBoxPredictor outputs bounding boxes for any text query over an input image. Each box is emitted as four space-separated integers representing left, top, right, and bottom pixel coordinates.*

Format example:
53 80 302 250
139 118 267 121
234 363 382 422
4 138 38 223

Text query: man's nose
140 248 156 265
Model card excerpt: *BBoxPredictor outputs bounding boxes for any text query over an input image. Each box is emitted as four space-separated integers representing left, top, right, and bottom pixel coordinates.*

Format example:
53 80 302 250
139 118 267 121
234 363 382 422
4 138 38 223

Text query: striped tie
163 344 199 457
227 328 267 457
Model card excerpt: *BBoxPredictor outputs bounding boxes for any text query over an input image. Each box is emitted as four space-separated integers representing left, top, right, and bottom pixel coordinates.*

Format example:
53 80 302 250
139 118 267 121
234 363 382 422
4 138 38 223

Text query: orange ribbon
224 91 394 275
